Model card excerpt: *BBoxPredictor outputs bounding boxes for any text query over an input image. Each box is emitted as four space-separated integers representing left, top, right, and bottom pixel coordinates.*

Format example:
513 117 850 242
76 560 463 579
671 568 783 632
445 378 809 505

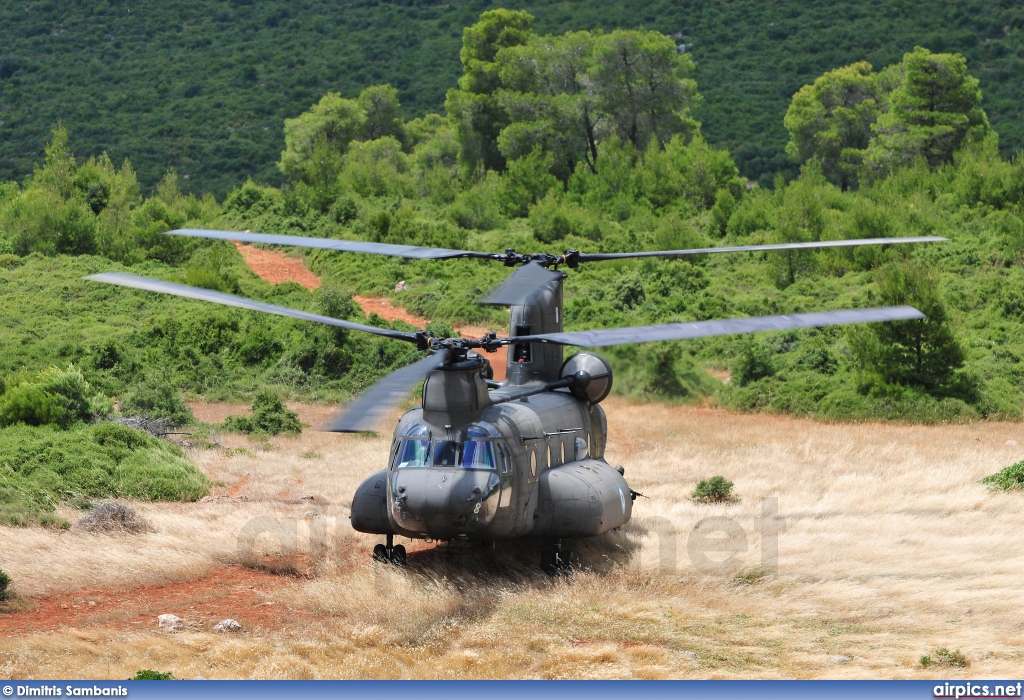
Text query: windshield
462 440 496 469
395 438 430 468
425 439 499 469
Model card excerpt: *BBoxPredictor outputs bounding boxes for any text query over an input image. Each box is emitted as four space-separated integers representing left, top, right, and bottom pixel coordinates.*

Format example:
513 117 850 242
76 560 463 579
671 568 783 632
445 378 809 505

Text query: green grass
982 460 1024 491
0 421 209 526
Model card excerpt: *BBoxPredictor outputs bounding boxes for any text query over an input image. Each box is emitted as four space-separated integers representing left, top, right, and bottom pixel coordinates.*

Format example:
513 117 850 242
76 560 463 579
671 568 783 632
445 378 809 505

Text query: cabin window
530 449 537 477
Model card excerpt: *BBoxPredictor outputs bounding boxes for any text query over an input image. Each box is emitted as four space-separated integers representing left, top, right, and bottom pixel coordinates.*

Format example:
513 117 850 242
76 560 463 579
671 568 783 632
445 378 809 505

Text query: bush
131 670 175 680
222 392 302 436
692 476 737 503
734 341 775 386
0 422 208 526
981 460 1024 491
120 377 193 426
920 647 969 668
0 365 111 429
0 568 10 602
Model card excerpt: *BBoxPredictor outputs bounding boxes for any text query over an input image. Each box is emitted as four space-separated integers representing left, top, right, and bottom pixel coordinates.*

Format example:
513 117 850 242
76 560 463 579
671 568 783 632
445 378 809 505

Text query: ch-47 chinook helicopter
88 229 942 573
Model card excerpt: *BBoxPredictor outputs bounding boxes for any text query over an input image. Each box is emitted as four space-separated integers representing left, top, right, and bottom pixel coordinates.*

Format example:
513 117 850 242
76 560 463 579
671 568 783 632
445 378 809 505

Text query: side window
530 449 537 477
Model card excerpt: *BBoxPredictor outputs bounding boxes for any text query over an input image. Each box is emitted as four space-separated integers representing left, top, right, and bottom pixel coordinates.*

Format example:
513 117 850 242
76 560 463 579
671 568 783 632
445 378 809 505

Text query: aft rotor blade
321 349 450 432
481 260 562 306
574 236 946 262
166 228 494 260
515 306 925 347
86 273 422 343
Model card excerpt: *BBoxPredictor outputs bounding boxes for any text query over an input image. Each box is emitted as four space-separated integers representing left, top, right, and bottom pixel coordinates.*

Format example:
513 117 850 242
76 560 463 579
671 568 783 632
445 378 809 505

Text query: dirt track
233 242 508 379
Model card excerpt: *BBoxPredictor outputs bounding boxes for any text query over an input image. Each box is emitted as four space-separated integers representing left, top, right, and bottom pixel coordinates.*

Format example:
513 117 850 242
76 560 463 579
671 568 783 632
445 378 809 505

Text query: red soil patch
234 241 322 290
354 296 508 381
232 240 508 380
0 566 309 637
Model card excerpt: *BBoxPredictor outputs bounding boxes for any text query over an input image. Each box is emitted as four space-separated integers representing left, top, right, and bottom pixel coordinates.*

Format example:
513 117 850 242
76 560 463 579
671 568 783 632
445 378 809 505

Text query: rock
77 501 151 534
830 654 853 664
681 651 699 659
213 619 242 632
1006 440 1018 446
395 280 411 292
158 614 185 632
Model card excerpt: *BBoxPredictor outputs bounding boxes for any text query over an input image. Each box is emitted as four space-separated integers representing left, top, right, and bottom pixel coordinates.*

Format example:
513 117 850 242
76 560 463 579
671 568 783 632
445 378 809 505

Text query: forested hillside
1 0 1022 195
3 7 1024 524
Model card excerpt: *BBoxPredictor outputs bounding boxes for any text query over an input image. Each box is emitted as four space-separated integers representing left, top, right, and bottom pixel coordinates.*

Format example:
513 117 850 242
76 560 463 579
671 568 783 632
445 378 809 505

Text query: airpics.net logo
933 683 1024 698
234 497 785 576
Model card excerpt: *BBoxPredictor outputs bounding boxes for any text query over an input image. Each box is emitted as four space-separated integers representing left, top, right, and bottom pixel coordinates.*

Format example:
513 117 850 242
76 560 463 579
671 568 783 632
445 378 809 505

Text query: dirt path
233 241 508 379
0 566 308 638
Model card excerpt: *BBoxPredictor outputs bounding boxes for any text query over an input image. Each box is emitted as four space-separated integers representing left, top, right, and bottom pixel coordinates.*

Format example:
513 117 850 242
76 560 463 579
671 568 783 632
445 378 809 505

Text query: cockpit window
424 439 499 469
395 438 430 468
461 440 496 469
432 440 461 467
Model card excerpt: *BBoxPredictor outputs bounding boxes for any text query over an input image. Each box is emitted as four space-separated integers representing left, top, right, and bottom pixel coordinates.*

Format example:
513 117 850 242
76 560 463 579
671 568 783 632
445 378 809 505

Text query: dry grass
2 399 1024 678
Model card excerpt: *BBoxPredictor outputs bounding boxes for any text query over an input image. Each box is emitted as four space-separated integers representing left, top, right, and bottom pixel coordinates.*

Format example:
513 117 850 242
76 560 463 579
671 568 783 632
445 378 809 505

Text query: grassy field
1 399 1022 679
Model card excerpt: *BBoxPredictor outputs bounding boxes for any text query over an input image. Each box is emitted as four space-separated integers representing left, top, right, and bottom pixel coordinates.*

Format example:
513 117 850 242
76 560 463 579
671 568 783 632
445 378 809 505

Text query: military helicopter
88 229 941 573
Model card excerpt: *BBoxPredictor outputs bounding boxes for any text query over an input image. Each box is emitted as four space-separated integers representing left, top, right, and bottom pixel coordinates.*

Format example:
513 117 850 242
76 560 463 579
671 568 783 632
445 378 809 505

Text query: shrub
920 647 969 668
120 377 194 426
0 422 208 526
734 340 775 386
449 172 505 231
223 392 302 436
981 460 1024 491
692 476 737 503
0 365 111 429
0 568 10 602
131 670 175 680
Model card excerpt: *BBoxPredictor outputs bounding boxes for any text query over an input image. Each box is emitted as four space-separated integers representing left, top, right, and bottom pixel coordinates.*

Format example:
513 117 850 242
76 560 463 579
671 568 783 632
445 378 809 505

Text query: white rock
158 614 185 632
214 619 242 632
1006 439 1018 446
681 651 699 659
395 280 411 292
830 654 853 664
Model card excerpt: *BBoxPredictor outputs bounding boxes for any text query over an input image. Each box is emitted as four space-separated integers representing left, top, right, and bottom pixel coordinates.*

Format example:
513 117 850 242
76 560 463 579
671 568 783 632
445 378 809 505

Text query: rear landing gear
540 540 574 575
373 534 408 566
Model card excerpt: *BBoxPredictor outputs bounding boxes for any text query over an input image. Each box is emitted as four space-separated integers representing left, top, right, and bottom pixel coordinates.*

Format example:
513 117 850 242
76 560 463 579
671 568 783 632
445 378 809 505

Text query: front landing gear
540 540 574 575
373 534 407 566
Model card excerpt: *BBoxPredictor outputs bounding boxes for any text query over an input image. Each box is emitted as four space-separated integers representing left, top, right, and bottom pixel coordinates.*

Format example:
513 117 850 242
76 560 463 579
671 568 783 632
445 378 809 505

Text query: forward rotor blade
574 236 946 262
515 306 925 347
321 349 450 432
86 273 422 343
166 228 493 260
481 260 562 306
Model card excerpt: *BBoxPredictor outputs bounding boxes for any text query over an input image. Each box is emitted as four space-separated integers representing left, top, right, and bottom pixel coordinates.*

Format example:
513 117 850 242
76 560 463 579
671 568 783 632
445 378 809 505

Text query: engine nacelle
560 352 613 404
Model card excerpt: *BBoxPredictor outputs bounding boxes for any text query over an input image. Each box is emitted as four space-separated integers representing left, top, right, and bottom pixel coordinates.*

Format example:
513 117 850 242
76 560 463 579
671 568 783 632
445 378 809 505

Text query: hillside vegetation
1 0 1023 194
2 9 1024 523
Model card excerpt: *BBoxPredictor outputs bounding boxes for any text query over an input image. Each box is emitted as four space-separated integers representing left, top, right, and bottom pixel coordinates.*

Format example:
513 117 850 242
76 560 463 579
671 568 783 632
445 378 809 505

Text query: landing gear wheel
390 544 407 566
372 544 389 563
540 550 574 575
558 550 575 573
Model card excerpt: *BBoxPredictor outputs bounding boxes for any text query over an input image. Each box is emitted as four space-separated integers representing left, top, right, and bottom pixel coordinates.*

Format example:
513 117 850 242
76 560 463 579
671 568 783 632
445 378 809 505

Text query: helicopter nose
391 469 499 539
